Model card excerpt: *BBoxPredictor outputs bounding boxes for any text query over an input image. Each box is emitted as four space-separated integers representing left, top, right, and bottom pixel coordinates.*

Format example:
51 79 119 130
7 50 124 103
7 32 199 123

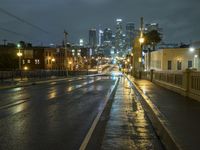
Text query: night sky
0 0 200 45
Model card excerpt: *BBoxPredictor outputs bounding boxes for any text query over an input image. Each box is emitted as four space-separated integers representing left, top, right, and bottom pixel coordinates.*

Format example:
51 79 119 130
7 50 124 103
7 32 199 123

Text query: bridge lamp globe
189 47 195 52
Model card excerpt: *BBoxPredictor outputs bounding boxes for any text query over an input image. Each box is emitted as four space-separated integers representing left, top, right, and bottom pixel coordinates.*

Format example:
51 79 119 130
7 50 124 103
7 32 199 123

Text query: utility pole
3 39 7 46
64 30 68 76
138 17 145 78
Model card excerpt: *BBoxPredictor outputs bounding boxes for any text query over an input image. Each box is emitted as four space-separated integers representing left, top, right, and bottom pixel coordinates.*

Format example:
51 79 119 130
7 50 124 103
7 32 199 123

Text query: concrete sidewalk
101 77 163 150
127 75 200 150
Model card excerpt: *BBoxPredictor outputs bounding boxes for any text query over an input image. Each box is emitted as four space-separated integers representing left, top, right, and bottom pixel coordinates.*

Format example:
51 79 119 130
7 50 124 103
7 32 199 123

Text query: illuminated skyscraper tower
89 29 97 48
126 23 135 49
115 19 123 53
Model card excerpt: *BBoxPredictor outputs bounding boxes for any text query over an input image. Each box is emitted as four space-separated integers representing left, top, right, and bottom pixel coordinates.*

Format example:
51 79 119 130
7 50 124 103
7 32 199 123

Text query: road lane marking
79 78 119 150
0 98 30 110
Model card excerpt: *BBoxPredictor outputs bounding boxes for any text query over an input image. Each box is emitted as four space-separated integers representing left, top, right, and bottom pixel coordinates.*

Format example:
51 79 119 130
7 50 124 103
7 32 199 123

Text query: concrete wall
145 48 200 71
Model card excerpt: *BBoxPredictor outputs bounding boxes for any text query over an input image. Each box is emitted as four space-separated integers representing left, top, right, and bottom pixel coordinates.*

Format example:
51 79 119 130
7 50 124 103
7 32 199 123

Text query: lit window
22 60 25 64
27 59 31 63
34 59 40 64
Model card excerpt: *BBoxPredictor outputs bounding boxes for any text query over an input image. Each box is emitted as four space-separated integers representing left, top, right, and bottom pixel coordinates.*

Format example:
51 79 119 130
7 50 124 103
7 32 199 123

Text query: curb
125 75 182 150
79 77 120 150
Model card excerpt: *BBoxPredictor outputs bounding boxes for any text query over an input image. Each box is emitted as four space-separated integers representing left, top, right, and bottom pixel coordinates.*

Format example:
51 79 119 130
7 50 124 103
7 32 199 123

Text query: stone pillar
150 69 154 82
183 69 191 96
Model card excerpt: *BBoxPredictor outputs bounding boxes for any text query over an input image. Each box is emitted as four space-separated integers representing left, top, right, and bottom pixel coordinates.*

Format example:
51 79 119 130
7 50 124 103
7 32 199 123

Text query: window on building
168 61 172 70
46 60 48 64
46 51 48 56
177 61 182 70
188 60 193 68
27 59 31 63
22 60 25 64
35 59 40 64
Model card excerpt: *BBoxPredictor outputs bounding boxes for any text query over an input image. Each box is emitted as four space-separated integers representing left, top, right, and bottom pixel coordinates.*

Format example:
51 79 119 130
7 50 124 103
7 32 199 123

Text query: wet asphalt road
0 76 116 150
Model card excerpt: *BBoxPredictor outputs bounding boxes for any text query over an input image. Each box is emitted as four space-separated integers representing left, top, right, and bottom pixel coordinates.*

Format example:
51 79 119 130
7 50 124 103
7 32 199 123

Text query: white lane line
0 98 30 110
79 78 119 150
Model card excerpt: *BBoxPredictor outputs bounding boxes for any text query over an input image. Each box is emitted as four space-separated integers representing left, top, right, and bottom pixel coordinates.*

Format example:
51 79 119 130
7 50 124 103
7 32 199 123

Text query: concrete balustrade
139 69 200 101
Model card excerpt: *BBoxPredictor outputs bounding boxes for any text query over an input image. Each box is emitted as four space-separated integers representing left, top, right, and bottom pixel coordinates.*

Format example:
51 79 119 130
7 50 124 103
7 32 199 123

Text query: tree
144 30 162 50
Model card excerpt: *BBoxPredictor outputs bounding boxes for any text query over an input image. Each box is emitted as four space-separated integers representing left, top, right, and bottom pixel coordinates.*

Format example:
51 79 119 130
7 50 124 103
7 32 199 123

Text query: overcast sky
0 0 200 45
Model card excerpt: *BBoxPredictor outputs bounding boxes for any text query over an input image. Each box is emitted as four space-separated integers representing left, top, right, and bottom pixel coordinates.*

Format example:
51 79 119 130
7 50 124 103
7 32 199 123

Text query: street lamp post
17 44 22 70
64 30 68 76
17 44 23 80
52 58 55 70
69 61 72 71
139 37 144 79
138 17 145 79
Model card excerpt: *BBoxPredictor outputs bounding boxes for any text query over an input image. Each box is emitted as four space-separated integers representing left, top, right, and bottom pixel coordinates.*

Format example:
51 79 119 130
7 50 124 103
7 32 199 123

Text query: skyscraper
126 23 135 49
98 29 103 46
115 19 123 53
89 29 97 48
103 28 112 42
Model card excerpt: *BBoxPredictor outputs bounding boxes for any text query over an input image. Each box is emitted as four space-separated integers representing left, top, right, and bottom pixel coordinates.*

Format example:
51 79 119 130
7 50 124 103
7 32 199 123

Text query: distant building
0 45 46 70
98 29 104 46
115 19 124 53
126 23 135 49
144 48 200 71
44 47 73 70
103 28 112 42
89 29 97 48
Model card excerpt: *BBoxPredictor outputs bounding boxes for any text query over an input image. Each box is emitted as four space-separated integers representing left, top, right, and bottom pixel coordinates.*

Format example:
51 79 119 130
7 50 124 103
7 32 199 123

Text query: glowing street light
139 37 145 44
69 61 72 71
24 66 28 70
52 58 55 62
189 47 195 52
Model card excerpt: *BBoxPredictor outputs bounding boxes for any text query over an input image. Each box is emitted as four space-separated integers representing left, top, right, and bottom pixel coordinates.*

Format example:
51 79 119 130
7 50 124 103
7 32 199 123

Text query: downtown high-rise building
115 19 124 53
89 29 97 48
98 29 103 46
103 28 112 42
126 23 135 49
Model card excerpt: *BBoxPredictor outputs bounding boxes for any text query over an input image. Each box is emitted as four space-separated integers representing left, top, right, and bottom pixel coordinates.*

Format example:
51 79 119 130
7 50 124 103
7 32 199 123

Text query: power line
0 7 50 35
0 27 28 38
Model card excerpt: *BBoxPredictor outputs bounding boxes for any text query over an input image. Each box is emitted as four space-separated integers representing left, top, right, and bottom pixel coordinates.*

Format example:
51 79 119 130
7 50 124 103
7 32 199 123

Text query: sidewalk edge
125 75 182 150
79 77 120 150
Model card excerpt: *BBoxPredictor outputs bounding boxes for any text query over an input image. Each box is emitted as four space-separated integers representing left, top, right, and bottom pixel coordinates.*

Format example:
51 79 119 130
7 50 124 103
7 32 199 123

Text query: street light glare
17 52 22 57
17 44 21 48
189 47 195 52
139 37 145 44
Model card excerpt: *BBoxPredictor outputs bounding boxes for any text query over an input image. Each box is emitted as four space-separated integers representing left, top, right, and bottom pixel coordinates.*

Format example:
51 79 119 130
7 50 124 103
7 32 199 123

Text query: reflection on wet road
101 77 163 150
0 76 116 150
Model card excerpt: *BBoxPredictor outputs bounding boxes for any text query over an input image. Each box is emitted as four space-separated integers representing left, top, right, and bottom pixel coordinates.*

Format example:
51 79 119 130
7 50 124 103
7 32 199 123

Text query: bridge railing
139 69 200 101
0 70 98 81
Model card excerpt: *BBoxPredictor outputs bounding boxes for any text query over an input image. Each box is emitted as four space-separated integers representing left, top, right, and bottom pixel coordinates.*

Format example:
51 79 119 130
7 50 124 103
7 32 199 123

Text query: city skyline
0 0 200 45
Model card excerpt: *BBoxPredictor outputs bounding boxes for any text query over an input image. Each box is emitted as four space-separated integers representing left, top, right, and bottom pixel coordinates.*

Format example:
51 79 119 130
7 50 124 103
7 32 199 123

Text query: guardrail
139 69 200 101
0 70 98 81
